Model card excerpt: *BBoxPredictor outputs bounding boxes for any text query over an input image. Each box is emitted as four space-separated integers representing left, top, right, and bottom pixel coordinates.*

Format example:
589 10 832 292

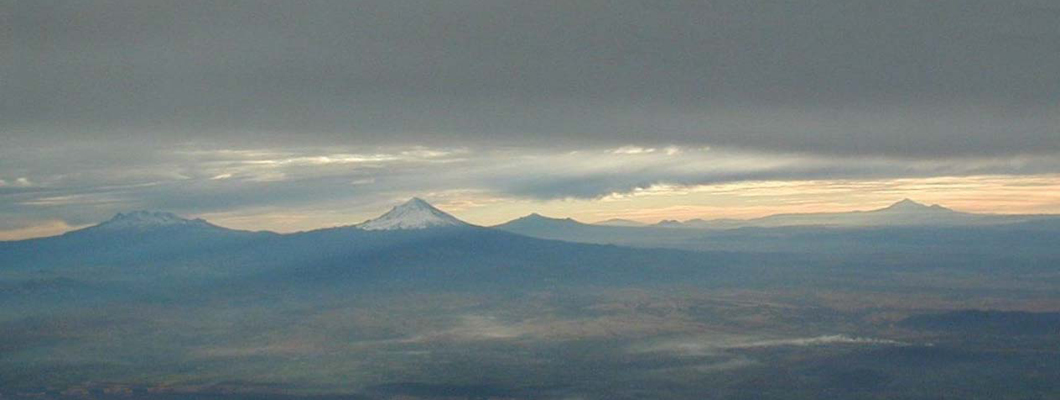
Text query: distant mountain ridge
492 198 1060 254
496 198 1042 233
5 198 1054 244
594 218 647 227
0 198 720 289
1 197 1058 294
499 213 583 230
635 199 1029 229
880 198 951 212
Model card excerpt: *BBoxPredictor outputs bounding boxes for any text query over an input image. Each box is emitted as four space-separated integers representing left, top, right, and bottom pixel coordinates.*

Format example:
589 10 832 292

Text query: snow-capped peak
94 210 211 230
356 198 469 230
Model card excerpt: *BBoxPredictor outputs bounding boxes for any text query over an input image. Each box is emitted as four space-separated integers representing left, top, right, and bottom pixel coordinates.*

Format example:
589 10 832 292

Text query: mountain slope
494 213 696 250
0 211 274 273
250 224 723 290
235 204 724 288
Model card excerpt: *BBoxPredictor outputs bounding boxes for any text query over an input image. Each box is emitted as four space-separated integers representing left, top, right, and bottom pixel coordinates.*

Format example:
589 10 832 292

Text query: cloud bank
4 1 1057 157
3 1 1058 236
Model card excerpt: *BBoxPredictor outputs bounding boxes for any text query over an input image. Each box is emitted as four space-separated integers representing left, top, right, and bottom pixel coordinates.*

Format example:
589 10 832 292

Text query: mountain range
591 199 1048 229
2 198 1057 296
0 199 727 295
494 199 1060 254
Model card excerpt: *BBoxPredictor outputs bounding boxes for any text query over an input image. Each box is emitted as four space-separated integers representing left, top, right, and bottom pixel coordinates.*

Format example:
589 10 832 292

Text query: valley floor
3 266 1060 400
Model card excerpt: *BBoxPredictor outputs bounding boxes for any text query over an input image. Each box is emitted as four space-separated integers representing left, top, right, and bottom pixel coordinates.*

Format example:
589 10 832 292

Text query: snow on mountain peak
95 210 210 230
356 198 469 230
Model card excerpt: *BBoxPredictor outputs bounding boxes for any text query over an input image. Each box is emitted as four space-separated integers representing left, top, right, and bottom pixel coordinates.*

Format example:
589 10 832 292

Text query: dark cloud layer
3 1 1059 236
4 0 1058 157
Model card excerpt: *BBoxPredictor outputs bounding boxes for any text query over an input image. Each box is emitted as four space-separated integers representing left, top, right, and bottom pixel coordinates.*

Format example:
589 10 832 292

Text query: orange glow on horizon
3 174 1060 240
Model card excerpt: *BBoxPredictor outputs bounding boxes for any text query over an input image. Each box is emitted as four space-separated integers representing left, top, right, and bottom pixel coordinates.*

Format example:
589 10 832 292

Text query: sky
2 0 1059 239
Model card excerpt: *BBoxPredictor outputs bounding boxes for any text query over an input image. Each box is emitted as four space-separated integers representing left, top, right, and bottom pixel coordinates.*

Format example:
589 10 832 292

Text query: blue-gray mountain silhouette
0 199 720 291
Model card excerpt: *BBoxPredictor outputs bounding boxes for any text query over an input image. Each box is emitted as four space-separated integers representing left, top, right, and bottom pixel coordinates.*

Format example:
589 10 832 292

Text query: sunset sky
3 1 1058 239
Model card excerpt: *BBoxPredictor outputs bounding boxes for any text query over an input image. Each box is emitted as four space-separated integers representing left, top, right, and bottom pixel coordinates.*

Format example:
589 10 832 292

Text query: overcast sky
2 1 1058 238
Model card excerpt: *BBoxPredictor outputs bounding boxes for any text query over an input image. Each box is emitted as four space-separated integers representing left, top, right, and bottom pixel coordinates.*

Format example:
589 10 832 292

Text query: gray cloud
3 1 1059 233
3 0 1058 157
